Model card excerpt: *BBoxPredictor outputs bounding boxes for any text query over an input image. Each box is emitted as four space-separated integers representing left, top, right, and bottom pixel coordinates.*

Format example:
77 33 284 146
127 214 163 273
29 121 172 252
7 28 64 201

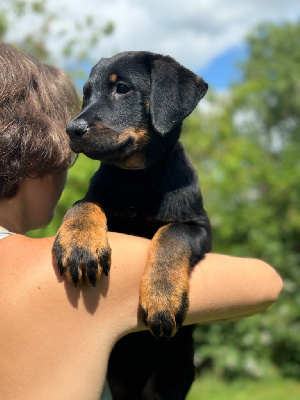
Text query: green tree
182 20 300 379
0 0 113 81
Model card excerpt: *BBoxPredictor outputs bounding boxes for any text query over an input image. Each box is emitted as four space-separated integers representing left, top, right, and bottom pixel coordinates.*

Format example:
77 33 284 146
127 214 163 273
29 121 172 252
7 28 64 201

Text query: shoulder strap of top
0 228 15 239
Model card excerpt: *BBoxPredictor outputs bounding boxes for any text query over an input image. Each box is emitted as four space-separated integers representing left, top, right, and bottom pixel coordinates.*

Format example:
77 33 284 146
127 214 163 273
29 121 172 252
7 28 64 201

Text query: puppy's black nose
66 119 89 137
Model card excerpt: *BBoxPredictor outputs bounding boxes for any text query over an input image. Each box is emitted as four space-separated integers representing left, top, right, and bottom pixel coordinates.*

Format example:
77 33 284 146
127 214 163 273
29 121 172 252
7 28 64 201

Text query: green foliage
0 0 114 82
181 20 300 379
187 375 300 400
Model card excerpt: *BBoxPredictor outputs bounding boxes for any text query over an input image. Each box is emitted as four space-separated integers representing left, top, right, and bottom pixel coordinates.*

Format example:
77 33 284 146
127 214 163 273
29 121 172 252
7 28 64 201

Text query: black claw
69 258 79 286
88 275 96 287
85 256 98 286
99 247 111 276
52 236 65 277
57 261 64 277
150 311 175 340
87 270 96 286
151 322 161 340
86 268 96 287
140 304 184 339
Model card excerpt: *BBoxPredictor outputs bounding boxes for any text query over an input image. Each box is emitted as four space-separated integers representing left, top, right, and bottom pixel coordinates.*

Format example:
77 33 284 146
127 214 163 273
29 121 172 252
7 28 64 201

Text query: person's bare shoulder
0 235 55 283
0 232 148 335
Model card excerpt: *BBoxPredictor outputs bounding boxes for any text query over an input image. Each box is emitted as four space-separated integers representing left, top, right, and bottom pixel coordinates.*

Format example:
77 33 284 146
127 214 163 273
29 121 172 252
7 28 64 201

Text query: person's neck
0 196 28 234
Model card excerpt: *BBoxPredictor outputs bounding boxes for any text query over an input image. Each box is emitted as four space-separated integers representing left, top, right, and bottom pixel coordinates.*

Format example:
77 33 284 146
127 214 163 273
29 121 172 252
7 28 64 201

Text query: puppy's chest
99 183 169 238
90 171 184 238
89 155 201 237
99 175 168 218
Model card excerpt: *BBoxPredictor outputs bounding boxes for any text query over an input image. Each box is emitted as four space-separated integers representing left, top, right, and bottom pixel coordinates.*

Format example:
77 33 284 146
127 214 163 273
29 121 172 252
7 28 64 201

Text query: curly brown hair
0 43 81 199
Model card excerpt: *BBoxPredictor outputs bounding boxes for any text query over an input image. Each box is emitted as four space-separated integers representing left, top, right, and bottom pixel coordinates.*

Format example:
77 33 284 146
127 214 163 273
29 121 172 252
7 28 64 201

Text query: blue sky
198 45 248 91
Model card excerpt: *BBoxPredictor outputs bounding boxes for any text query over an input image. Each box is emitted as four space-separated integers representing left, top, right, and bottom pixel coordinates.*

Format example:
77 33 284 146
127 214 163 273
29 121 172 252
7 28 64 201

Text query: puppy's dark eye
116 82 131 94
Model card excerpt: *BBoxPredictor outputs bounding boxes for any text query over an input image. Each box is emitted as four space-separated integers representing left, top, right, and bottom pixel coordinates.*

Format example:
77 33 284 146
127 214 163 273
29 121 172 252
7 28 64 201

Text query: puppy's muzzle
67 119 89 138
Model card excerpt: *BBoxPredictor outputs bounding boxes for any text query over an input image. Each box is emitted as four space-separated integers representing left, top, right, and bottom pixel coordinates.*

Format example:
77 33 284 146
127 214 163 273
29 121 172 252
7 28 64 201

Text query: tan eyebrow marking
109 73 118 83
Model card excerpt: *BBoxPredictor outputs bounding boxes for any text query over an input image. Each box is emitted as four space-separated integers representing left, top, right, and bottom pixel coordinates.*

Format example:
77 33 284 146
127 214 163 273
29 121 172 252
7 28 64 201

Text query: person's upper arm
105 233 282 336
185 253 283 326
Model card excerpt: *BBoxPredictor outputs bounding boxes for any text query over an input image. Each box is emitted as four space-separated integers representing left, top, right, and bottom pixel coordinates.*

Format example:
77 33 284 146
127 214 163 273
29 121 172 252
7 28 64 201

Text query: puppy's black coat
53 51 212 399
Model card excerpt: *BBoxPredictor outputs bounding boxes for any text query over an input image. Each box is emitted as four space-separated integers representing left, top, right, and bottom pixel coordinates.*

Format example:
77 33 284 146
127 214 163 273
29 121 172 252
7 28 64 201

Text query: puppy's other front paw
139 278 189 340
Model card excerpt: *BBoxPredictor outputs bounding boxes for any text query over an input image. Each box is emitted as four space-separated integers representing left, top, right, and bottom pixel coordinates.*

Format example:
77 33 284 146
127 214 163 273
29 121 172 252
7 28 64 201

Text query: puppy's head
67 51 208 169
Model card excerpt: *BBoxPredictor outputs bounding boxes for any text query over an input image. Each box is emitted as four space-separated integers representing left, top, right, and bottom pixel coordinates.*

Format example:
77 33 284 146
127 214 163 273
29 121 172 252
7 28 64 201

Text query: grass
187 375 300 400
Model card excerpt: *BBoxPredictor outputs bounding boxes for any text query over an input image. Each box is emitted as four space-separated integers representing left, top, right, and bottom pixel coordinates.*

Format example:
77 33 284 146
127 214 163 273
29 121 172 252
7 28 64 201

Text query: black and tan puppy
53 51 212 399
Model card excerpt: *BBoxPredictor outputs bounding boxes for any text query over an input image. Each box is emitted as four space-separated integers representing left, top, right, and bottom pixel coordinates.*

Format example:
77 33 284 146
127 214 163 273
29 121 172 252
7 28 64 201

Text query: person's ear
150 57 208 135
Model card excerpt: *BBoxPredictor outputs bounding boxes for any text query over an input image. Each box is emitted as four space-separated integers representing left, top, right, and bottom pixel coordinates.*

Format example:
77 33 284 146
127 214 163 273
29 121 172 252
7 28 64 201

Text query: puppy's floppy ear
150 57 208 135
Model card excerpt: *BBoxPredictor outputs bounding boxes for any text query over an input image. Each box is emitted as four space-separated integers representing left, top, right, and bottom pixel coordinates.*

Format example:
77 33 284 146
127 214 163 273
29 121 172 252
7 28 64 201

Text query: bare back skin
0 232 282 400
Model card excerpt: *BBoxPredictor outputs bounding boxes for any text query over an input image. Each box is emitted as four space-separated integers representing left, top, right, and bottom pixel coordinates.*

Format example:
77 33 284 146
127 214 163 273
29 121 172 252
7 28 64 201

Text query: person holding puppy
0 42 282 400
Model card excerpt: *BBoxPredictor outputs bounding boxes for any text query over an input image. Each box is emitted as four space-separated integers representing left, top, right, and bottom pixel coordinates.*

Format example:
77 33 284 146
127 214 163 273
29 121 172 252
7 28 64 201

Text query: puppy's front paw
139 274 189 340
52 202 111 286
139 224 191 339
53 228 111 286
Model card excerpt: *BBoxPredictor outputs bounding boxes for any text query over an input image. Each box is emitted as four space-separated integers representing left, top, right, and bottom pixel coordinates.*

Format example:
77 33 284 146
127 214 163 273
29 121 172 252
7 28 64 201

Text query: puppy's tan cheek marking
121 154 145 169
119 127 149 146
93 122 115 135
109 73 118 83
118 127 150 168
94 122 105 130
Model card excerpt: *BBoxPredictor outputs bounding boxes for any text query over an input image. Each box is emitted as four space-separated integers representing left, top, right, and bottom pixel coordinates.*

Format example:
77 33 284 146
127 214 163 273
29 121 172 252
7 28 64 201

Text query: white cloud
3 0 300 72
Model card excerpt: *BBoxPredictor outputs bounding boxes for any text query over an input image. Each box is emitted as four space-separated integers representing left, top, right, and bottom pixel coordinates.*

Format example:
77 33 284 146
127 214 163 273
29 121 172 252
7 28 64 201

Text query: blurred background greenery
1 1 299 397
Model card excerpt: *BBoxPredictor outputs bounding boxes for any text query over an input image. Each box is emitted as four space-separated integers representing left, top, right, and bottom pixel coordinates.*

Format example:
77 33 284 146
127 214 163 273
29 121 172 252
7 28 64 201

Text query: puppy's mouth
69 133 134 160
94 137 136 163
68 124 149 168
